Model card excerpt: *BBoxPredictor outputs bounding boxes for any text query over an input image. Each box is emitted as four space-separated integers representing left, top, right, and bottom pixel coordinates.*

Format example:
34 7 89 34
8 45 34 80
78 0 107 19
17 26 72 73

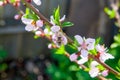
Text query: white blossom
90 61 99 68
44 28 53 35
75 35 95 58
77 57 88 64
52 32 67 47
21 15 33 24
35 31 42 36
33 0 41 5
25 24 35 31
51 25 60 33
69 53 78 61
36 20 43 27
89 67 99 78
89 61 100 78
96 44 114 62
21 15 43 31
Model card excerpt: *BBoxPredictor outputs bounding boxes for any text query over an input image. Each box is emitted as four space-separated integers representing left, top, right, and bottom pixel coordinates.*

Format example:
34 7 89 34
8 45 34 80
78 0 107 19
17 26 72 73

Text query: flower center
81 42 87 49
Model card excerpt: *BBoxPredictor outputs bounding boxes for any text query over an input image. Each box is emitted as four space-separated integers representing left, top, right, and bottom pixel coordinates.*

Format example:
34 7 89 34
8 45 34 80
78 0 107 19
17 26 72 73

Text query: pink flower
25 24 36 31
89 61 100 78
51 25 60 33
44 28 53 35
21 15 43 31
36 20 43 27
96 44 114 62
101 70 109 77
69 53 78 61
52 32 67 47
21 15 33 24
75 35 95 58
89 67 99 78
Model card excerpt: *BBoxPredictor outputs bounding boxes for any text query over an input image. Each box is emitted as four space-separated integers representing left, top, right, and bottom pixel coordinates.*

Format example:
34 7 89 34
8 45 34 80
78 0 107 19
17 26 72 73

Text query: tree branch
21 0 120 78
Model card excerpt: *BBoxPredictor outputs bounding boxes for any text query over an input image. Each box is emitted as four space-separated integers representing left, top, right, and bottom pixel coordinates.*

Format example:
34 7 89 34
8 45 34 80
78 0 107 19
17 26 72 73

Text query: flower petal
90 61 99 68
77 57 88 64
87 43 95 50
86 38 95 44
69 53 78 61
99 53 114 62
101 70 109 77
89 67 99 78
21 15 33 24
51 25 60 33
33 0 41 5
36 20 43 27
60 15 66 22
25 24 34 31
62 35 68 45
50 16 55 25
74 35 83 45
35 31 42 35
80 49 88 58
77 47 81 51
96 44 103 52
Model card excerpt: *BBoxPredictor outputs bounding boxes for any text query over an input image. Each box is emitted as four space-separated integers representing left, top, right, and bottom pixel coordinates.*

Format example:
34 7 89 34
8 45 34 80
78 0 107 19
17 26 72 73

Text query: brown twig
89 54 120 76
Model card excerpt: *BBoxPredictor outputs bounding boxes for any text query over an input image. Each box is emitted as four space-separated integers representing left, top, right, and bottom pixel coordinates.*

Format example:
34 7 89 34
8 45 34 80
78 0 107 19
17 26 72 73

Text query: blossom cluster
1 0 119 79
21 0 68 48
69 35 114 77
21 0 115 78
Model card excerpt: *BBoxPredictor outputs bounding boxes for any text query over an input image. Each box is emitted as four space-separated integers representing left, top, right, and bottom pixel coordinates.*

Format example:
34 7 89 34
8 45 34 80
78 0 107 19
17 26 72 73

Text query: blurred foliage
46 54 96 80
109 33 120 61
0 46 7 61
46 45 99 80
107 32 120 80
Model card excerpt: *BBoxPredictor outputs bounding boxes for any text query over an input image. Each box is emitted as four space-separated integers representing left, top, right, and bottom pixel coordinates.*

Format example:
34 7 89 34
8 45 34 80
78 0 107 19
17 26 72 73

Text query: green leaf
111 43 120 48
52 45 65 54
34 35 40 39
116 73 120 79
62 22 74 27
55 6 60 22
65 44 78 54
89 49 97 55
97 65 105 71
24 8 39 20
116 66 120 72
52 6 60 25
114 34 120 43
26 8 30 15
95 37 101 44
104 7 116 19
10 0 15 3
